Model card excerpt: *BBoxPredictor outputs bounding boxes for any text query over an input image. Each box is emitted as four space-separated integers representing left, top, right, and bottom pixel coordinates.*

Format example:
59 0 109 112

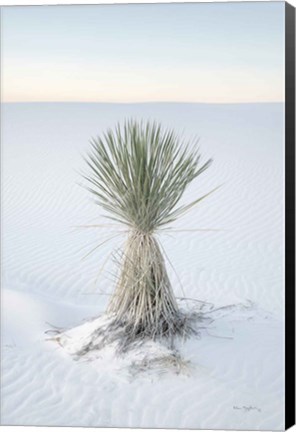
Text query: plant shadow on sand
46 298 275 379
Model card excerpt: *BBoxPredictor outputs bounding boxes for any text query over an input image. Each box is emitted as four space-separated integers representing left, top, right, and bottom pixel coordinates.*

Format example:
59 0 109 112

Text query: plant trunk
107 231 180 338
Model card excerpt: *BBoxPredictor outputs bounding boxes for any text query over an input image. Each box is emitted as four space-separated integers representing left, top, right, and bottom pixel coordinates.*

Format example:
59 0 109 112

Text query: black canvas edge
285 1 295 430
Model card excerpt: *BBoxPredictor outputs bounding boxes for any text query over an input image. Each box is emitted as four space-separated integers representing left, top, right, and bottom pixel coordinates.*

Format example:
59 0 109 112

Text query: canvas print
0 2 290 430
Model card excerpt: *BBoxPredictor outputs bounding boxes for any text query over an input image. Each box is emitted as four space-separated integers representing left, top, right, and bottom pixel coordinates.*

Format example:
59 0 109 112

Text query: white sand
1 103 284 429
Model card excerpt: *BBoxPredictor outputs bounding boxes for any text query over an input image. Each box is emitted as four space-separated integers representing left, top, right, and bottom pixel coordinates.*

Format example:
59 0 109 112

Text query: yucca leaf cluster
84 121 212 234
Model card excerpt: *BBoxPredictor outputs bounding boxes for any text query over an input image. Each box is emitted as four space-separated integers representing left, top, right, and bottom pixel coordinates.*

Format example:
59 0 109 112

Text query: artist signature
233 405 261 413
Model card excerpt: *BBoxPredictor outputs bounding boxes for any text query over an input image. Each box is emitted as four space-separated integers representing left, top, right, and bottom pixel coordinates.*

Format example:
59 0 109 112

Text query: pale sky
1 2 285 103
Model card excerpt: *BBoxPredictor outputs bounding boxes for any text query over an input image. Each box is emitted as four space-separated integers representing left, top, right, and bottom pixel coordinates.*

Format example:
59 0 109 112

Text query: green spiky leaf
83 120 214 233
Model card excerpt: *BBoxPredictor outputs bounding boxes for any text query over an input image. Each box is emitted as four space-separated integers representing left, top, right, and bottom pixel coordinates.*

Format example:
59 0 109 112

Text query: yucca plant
83 120 215 344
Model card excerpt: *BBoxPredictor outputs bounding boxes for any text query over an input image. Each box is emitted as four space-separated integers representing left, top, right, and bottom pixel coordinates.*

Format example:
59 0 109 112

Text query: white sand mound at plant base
56 298 209 371
56 298 279 379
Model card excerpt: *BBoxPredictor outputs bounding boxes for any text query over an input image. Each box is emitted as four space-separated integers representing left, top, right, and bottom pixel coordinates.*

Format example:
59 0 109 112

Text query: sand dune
1 103 284 429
